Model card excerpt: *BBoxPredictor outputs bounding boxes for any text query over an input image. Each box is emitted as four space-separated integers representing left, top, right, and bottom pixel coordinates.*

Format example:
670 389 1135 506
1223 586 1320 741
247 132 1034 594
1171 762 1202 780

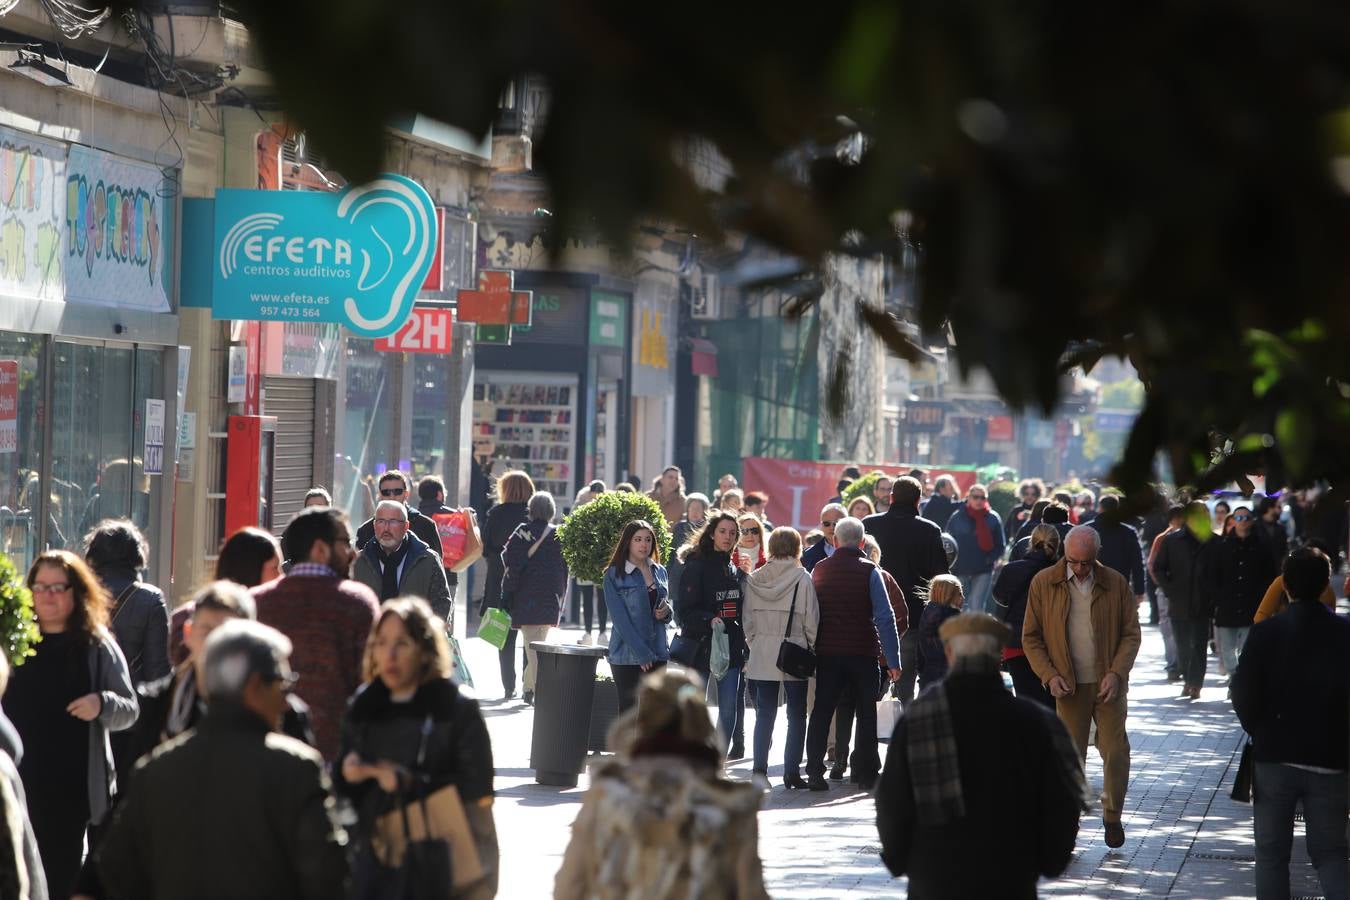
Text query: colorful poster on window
0 361 17 453
0 127 65 301
65 145 173 312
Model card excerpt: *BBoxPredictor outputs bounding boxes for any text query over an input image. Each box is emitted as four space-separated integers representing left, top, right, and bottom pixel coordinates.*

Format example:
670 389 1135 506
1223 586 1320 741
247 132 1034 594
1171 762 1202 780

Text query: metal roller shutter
263 376 316 537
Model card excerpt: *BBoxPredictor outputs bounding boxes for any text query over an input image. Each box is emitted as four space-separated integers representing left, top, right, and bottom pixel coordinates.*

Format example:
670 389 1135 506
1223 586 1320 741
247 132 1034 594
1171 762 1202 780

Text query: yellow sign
638 308 669 370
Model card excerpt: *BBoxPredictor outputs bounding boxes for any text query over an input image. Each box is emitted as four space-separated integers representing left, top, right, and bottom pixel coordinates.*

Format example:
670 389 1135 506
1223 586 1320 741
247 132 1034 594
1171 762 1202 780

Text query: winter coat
97 702 348 900
352 532 452 621
877 668 1082 898
1022 562 1142 697
1088 519 1146 595
96 570 172 688
500 519 568 627
647 488 687 526
742 559 819 682
675 552 747 671
0 711 45 900
603 563 672 667
920 493 959 531
334 677 497 898
554 757 769 900
480 502 528 615
1209 531 1278 627
1152 528 1216 621
801 539 830 573
667 519 705 601
945 506 1005 575
1232 598 1350 770
916 604 961 687
863 506 950 627
992 548 1057 650
1253 575 1336 623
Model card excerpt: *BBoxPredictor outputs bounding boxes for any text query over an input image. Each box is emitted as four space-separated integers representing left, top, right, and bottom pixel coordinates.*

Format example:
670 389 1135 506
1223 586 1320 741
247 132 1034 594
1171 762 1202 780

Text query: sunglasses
379 487 406 497
1232 514 1252 522
740 527 761 536
821 519 839 528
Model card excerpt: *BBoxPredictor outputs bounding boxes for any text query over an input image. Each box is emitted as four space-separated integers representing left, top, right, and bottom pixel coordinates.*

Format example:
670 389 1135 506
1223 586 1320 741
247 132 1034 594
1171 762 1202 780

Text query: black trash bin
529 641 608 786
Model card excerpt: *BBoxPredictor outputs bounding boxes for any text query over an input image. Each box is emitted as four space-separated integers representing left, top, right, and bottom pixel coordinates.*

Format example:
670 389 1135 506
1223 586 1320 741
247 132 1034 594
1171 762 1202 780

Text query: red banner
740 457 980 531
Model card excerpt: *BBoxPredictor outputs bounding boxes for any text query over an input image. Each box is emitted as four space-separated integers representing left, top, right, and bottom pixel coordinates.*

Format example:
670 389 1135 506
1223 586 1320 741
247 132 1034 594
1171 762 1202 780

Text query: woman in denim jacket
603 520 673 712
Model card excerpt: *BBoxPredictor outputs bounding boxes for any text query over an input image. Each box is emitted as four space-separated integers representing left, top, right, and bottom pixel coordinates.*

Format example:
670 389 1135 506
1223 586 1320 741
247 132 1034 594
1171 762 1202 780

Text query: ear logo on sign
210 174 438 338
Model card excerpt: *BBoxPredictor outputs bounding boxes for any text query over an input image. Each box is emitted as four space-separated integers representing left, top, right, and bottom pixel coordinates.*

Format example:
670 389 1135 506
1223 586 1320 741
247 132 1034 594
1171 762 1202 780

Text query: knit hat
939 612 1013 646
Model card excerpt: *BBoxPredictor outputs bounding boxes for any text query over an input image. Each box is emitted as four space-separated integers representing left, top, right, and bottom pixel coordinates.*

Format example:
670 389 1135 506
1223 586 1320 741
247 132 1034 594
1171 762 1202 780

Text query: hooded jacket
352 531 452 622
742 559 819 682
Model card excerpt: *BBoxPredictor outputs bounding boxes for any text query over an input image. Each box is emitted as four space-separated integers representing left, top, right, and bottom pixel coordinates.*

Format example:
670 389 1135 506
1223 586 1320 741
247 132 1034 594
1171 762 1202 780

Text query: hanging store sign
456 270 532 326
144 399 166 476
0 361 17 453
210 174 438 337
65 145 173 312
375 307 454 354
903 401 947 434
0 127 65 301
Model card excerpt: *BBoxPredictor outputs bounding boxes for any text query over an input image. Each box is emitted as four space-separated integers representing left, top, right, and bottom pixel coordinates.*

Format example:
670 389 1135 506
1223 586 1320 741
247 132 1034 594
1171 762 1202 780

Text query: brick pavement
459 606 1319 898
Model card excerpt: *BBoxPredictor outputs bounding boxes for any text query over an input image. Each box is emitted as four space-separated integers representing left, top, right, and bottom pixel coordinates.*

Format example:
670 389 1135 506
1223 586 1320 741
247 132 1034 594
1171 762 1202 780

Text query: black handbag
1231 737 1254 803
669 631 709 668
354 717 454 900
775 584 817 679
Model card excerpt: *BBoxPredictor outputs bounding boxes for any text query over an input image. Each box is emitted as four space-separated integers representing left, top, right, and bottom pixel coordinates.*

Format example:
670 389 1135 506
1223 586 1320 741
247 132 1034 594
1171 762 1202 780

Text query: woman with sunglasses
7 550 137 899
734 513 768 575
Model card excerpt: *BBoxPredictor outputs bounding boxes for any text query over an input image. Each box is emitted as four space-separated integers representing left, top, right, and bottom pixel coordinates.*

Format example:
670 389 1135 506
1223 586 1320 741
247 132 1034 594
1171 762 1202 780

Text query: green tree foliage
987 481 1018 521
122 1 1350 504
841 473 884 510
0 553 39 667
558 492 673 584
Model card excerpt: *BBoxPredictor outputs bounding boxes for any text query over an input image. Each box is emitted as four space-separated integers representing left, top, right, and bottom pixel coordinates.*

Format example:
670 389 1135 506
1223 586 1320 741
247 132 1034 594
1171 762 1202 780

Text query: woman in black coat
992 524 1060 708
337 598 498 900
674 511 746 749
479 470 534 619
499 492 567 704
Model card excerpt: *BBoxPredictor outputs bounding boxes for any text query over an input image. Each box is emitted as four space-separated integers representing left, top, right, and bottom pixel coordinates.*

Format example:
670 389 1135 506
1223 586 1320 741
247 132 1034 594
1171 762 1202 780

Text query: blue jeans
1254 762 1349 900
749 679 808 777
957 571 994 615
711 667 743 750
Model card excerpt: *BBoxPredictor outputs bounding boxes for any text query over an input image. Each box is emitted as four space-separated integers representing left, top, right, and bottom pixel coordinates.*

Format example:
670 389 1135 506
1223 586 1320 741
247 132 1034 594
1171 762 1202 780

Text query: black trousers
500 627 524 695
1004 654 1055 709
29 797 89 900
1170 616 1210 689
833 683 858 771
613 662 666 714
807 656 882 781
579 582 607 633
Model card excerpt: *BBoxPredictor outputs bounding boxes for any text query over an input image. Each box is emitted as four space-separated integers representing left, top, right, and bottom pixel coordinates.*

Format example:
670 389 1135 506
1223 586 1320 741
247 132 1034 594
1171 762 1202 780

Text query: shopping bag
452 509 484 573
432 511 470 568
876 696 902 742
371 783 483 893
448 634 474 689
478 607 512 650
1231 738 1253 803
710 619 730 681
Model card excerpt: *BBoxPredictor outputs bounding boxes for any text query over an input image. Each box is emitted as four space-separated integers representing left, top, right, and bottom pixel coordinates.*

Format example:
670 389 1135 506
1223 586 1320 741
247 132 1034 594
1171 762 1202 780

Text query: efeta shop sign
210 175 437 337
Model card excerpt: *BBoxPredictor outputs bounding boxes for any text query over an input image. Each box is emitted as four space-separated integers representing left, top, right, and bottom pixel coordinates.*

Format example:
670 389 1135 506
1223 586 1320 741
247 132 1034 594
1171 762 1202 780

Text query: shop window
0 334 46 573
338 338 397 522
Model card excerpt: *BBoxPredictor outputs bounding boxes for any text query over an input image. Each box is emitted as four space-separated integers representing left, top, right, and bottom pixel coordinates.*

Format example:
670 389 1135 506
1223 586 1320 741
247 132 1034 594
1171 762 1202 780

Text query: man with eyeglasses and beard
353 469 444 562
863 476 950 707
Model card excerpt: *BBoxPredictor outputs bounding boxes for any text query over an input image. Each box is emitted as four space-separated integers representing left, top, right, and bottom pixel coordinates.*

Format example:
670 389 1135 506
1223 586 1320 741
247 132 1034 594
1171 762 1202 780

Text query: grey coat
352 533 452 622
87 632 140 823
97 571 172 688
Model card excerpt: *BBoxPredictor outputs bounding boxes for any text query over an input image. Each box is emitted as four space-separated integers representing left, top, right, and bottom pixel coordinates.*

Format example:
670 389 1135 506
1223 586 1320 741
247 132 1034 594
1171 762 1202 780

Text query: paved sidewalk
461 610 1320 898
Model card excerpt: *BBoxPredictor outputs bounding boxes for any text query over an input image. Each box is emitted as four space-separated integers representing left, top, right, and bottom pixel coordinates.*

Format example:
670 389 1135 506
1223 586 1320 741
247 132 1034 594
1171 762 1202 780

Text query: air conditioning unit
691 272 720 320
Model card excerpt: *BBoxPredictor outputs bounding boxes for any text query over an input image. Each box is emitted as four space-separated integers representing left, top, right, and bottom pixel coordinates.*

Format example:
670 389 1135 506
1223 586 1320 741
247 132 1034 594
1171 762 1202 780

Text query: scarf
376 538 411 600
905 678 965 824
969 504 994 553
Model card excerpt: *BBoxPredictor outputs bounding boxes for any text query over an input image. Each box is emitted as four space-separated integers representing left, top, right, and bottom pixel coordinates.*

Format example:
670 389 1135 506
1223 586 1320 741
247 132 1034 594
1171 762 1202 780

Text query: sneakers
1104 820 1125 848
807 775 830 792
597 631 610 647
578 633 594 646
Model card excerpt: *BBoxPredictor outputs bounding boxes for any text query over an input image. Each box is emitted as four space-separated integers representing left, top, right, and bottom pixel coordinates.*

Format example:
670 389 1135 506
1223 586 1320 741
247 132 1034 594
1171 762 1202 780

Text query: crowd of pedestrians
0 457 1343 899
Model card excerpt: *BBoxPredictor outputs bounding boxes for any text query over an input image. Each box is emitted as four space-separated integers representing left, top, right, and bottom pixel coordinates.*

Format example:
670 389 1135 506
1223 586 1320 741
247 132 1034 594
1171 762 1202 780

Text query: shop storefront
0 126 178 580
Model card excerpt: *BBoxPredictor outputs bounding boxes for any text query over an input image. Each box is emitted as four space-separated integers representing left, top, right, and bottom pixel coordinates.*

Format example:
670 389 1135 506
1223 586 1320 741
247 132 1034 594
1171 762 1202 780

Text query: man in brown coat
1023 525 1142 848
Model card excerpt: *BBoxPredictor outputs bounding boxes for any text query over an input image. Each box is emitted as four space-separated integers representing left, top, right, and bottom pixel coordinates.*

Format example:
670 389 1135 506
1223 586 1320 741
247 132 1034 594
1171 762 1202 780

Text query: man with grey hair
803 502 847 572
97 620 348 899
353 498 451 619
877 613 1085 896
804 516 902 791
1023 524 1142 849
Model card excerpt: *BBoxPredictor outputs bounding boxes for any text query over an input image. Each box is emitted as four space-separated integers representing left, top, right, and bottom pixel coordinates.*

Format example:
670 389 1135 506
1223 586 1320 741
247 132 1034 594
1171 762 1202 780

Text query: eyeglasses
1232 514 1252 522
740 527 761 536
379 487 406 497
270 671 300 692
821 519 839 528
374 517 407 528
969 494 987 501
30 582 70 595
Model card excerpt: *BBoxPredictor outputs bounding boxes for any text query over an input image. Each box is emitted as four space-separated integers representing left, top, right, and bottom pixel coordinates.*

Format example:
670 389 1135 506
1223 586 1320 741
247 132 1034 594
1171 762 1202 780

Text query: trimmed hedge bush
558 492 673 584
0 553 38 667
841 472 886 510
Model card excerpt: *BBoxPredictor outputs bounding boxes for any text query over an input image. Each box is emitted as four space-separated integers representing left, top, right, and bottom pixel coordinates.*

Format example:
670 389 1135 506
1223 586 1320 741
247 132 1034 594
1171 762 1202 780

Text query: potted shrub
588 674 619 752
0 552 39 667
841 471 885 510
559 491 673 583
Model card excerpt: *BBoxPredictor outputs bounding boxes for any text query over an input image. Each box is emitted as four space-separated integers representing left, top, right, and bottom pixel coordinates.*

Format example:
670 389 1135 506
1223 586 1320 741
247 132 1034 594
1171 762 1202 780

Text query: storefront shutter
263 376 316 536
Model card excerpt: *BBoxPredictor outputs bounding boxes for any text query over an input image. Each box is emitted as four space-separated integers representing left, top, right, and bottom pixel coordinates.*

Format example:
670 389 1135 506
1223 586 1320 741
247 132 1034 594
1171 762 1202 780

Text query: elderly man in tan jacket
1023 525 1142 849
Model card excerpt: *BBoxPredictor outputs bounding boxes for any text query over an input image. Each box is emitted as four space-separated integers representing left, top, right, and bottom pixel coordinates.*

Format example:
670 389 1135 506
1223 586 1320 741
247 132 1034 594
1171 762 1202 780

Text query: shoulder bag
1231 736 1254 803
775 583 816 679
